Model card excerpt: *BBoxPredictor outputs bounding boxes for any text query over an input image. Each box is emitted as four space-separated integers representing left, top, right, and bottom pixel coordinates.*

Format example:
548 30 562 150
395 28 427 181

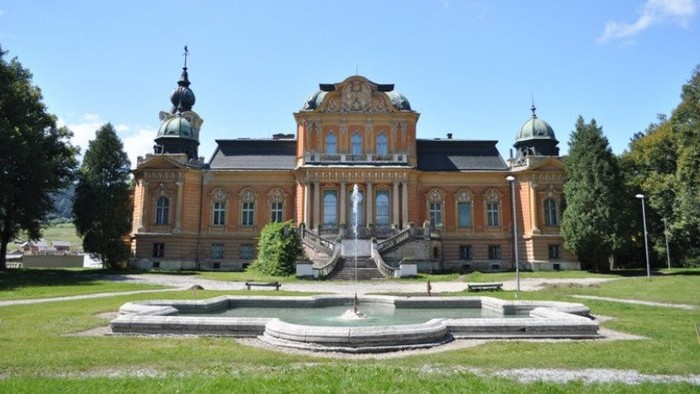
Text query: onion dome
170 67 196 113
513 104 559 158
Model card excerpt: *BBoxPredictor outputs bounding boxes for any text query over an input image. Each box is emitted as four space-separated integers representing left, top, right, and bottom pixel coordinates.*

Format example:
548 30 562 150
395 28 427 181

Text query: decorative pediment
135 154 189 171
318 76 397 114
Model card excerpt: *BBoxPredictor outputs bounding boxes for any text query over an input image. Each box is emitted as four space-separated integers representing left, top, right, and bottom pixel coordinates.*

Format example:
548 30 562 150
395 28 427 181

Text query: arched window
240 189 256 227
323 190 337 225
485 189 501 227
155 196 169 225
375 191 390 227
326 133 337 154
212 189 227 226
427 189 444 228
269 189 284 223
351 132 362 155
544 198 558 226
456 190 473 228
376 133 388 155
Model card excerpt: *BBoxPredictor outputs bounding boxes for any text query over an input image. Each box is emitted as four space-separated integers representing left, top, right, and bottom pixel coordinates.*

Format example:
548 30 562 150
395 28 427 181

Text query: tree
0 46 78 270
73 124 132 269
248 221 301 276
561 116 629 271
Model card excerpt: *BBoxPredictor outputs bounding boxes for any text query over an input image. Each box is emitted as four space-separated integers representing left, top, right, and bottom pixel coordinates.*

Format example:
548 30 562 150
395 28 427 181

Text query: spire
531 94 537 118
170 45 195 113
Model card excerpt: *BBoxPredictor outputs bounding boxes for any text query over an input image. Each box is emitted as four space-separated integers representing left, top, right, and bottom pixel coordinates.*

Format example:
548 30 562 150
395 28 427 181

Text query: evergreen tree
248 221 300 276
0 46 78 269
561 117 629 271
73 123 132 269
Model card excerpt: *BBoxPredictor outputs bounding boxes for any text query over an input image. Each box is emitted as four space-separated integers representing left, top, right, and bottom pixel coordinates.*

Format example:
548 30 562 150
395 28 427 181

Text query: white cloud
59 114 156 169
598 0 697 42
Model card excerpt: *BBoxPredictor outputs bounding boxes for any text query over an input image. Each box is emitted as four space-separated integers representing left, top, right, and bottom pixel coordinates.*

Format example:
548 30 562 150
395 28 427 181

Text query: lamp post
635 194 651 279
663 217 671 270
506 175 520 298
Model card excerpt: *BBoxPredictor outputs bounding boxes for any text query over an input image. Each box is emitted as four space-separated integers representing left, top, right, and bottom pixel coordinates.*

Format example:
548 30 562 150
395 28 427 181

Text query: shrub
247 221 300 276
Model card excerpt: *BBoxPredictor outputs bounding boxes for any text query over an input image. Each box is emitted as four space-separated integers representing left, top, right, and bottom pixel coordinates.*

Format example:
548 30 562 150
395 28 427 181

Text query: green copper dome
516 105 556 142
156 113 198 141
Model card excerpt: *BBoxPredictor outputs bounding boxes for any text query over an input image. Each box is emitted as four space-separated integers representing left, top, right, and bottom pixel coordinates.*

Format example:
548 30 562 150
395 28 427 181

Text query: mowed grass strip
0 269 698 391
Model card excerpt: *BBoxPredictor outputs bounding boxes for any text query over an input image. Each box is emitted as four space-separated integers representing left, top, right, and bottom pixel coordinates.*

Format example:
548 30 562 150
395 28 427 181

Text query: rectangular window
486 202 500 227
459 245 473 261
323 190 338 225
210 243 224 260
152 243 164 258
457 202 473 227
213 201 226 225
270 202 283 223
242 202 255 226
488 245 501 260
429 202 442 227
548 244 561 260
240 244 255 260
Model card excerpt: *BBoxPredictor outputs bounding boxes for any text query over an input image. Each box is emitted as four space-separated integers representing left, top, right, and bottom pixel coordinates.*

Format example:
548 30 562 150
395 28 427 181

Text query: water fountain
340 184 366 320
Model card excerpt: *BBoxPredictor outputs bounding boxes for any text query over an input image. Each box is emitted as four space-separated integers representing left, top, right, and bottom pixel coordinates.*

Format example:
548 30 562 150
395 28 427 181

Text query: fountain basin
111 295 599 353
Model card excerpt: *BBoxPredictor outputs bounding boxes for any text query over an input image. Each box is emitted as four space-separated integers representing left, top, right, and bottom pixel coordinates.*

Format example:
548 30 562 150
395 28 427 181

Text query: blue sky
1 0 698 167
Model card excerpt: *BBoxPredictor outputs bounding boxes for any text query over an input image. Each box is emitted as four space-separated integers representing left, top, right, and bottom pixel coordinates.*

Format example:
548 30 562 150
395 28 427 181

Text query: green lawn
0 269 698 392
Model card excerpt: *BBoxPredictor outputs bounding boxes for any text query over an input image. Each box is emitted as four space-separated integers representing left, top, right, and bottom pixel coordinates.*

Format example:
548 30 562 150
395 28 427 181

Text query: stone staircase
328 257 384 280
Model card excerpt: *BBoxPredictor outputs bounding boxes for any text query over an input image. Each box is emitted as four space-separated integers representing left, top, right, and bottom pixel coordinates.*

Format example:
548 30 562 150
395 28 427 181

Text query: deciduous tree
248 221 300 276
0 46 78 269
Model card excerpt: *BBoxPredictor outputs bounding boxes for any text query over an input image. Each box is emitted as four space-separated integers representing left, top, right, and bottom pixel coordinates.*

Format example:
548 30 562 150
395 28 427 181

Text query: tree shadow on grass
0 268 113 291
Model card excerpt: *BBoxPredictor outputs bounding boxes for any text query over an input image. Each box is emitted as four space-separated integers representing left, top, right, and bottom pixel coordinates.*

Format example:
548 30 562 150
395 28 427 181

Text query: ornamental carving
485 189 500 203
342 80 372 111
456 190 472 202
428 188 444 203
212 188 227 202
269 188 284 203
240 189 256 202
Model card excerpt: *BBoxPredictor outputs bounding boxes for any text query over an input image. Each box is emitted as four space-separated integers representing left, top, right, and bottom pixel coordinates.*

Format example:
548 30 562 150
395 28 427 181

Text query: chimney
447 133 453 139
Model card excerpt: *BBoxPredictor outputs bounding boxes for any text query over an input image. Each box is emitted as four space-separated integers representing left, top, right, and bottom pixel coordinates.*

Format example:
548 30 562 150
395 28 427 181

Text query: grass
0 269 698 392
15 222 84 253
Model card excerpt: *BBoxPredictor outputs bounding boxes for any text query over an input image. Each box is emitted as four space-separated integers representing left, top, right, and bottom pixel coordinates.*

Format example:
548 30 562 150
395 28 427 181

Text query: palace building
129 64 579 276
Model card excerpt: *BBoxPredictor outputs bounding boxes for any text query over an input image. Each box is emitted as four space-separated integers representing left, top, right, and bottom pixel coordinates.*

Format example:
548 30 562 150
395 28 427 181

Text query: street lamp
506 175 520 298
635 194 651 279
663 218 671 270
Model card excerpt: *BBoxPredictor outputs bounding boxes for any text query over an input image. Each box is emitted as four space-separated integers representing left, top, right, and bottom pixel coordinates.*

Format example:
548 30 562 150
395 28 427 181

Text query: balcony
304 152 408 165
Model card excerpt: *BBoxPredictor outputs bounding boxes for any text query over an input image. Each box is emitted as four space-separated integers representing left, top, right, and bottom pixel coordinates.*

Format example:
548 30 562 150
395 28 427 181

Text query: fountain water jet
341 184 367 320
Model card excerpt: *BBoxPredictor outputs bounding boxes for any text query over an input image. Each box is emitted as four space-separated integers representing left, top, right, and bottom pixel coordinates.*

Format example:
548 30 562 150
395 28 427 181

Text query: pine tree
561 117 629 271
73 123 132 269
0 46 78 269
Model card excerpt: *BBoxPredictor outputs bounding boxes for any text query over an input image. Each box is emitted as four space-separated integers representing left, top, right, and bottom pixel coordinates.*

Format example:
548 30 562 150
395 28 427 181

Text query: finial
530 93 537 118
183 45 189 69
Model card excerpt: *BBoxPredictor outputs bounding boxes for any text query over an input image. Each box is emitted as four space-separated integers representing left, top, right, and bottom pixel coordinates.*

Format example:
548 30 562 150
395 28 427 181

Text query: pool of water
181 303 524 327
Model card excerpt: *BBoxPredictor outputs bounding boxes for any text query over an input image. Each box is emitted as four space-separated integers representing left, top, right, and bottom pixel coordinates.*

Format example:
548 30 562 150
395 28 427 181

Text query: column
339 181 347 226
392 181 400 227
402 181 409 228
304 182 311 227
174 180 184 233
138 180 149 232
530 181 540 234
366 181 373 226
313 181 320 230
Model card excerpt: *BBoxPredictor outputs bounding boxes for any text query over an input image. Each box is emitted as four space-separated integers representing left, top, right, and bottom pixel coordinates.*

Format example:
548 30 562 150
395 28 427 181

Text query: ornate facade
130 67 579 274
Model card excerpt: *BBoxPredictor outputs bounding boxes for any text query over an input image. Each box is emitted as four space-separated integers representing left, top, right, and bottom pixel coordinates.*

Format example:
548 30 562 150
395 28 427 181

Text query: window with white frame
485 189 501 227
240 189 256 227
269 189 284 223
212 188 227 226
427 189 444 227
155 196 169 225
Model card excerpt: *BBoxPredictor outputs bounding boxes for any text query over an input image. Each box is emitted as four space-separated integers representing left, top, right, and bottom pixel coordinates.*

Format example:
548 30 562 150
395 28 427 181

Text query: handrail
314 246 342 278
301 227 334 255
376 227 412 254
371 243 398 278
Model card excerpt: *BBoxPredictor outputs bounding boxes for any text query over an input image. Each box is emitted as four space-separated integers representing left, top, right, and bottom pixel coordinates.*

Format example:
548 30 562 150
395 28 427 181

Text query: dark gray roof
209 139 297 170
416 139 507 171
